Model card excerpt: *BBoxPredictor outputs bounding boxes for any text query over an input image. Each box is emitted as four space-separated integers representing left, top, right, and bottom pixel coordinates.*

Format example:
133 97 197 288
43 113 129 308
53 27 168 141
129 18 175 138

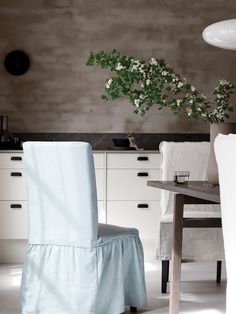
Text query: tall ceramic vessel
208 122 236 185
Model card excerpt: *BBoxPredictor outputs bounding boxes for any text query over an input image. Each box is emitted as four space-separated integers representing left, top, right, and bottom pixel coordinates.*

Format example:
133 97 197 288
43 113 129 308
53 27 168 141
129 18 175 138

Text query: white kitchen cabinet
0 153 24 169
106 152 161 240
0 151 106 239
0 153 28 240
107 169 161 201
107 152 160 169
0 169 27 200
107 201 160 240
0 201 28 239
0 150 161 242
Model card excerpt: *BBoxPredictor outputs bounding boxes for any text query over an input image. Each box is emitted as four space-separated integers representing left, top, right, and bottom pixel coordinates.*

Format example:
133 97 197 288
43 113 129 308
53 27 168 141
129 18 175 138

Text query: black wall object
4 50 30 76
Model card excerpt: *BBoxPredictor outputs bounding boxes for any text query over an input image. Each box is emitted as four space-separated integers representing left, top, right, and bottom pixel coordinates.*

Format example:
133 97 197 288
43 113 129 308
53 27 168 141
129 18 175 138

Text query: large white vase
208 122 236 185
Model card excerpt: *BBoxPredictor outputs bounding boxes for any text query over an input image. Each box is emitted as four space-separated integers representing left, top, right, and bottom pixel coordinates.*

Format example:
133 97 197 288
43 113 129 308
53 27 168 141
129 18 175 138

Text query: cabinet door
0 169 27 200
0 153 24 169
107 201 160 240
0 201 28 239
107 153 161 169
107 169 161 200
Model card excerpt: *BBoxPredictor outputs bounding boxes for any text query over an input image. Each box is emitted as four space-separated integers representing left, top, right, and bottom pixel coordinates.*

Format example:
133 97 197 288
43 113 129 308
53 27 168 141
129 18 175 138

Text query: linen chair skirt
20 224 147 314
156 221 225 261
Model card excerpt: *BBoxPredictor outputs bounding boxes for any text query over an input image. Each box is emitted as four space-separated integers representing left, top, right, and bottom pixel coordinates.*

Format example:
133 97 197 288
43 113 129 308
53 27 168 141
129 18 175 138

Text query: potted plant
86 50 235 184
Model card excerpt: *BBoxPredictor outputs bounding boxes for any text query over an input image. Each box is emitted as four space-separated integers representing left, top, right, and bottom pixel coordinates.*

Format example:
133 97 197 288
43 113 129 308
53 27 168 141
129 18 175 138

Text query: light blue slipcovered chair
21 142 146 314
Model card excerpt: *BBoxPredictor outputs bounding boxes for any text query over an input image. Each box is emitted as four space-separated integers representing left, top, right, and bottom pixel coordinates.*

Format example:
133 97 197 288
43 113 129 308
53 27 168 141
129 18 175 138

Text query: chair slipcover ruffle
21 224 146 314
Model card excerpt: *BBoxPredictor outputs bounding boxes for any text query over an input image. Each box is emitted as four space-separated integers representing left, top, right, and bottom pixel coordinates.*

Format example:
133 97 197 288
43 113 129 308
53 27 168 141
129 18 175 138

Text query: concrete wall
0 0 235 133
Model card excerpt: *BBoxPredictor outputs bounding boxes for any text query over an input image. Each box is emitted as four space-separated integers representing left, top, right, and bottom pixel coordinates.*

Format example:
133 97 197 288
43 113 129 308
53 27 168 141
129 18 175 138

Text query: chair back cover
215 134 236 314
160 141 220 220
23 142 98 247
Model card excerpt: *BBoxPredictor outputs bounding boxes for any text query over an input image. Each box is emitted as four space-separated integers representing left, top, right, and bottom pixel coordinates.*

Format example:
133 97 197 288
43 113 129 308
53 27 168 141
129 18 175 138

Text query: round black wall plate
4 50 30 76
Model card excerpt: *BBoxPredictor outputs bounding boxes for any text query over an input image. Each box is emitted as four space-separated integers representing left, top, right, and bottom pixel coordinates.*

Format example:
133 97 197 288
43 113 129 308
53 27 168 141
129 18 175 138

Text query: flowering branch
86 50 235 123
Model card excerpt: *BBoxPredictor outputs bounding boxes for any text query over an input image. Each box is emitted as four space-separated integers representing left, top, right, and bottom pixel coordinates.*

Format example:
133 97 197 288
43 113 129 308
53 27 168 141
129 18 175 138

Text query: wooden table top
147 181 220 203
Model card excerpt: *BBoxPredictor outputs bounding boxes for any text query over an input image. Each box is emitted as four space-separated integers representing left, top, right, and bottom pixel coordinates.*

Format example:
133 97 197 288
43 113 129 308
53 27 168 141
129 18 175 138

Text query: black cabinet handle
11 172 22 177
137 204 149 208
11 156 22 161
10 204 22 209
137 172 149 177
137 156 149 161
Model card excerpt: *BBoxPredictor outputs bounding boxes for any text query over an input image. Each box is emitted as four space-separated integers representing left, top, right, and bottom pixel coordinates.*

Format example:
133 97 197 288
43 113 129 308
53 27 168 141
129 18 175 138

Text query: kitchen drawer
0 153 24 169
107 153 160 169
0 201 28 239
0 169 27 200
107 201 160 240
98 201 106 223
107 169 161 200
93 153 104 169
95 169 104 201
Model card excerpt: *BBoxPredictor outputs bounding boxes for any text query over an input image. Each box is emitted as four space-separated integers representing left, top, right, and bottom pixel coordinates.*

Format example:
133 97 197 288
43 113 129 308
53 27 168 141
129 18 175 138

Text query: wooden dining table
147 181 221 314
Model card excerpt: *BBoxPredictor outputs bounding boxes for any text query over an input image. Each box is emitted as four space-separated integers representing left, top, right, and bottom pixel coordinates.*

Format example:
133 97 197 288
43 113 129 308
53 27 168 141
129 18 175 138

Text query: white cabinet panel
107 153 160 169
107 201 160 240
0 153 24 169
0 169 27 200
98 201 106 223
93 153 104 169
0 201 28 239
95 169 104 201
107 169 161 200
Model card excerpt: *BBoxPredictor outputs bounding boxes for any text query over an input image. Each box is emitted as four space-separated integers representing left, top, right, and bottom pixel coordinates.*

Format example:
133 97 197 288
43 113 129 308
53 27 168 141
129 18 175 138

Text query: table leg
169 194 184 314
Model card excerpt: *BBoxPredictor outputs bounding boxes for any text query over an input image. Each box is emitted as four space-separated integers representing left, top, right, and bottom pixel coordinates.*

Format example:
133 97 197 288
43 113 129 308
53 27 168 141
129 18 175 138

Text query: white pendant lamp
202 19 236 50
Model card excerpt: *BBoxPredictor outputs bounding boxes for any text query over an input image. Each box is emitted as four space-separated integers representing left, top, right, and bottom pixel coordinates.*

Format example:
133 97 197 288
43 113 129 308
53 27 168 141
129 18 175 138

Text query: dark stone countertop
0 133 210 151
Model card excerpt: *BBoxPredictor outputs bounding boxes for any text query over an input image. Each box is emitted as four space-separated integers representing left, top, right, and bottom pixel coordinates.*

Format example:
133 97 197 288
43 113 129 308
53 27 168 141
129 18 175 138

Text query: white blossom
149 57 157 65
105 79 113 89
191 86 196 92
176 99 181 106
161 70 168 76
134 99 141 107
139 94 145 99
131 64 138 71
177 82 184 88
116 63 126 71
187 108 193 116
146 79 151 86
219 79 229 85
172 75 179 82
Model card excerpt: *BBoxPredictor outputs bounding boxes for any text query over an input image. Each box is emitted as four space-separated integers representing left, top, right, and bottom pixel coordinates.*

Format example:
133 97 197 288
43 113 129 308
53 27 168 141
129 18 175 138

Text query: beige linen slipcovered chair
157 141 225 293
20 142 146 314
215 134 236 314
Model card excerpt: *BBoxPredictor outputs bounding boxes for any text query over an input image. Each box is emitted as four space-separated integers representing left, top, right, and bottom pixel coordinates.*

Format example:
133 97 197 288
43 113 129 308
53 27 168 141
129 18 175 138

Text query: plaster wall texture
0 0 235 133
